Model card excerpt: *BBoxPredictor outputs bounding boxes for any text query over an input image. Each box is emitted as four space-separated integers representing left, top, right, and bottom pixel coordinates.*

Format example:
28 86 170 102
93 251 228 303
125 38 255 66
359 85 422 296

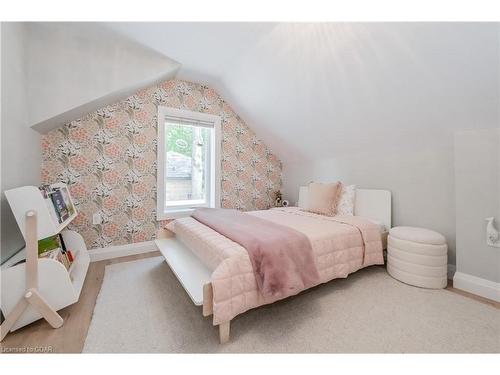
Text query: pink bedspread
192 208 320 298
167 208 384 325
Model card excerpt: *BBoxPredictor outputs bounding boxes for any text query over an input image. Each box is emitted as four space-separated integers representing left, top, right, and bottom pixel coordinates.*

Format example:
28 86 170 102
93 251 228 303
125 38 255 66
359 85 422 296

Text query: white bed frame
299 187 392 230
155 188 391 344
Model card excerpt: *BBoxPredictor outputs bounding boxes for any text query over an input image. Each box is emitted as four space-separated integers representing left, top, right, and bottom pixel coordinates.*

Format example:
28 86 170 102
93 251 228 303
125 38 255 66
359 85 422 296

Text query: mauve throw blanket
192 208 320 298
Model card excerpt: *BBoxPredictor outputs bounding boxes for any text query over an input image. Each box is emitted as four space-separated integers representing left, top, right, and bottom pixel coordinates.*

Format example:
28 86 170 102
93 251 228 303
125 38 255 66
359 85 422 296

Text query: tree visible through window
157 107 221 219
165 123 210 205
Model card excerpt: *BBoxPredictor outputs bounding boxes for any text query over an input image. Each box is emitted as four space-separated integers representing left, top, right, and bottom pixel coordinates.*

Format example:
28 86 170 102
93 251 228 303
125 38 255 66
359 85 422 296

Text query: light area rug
83 256 500 353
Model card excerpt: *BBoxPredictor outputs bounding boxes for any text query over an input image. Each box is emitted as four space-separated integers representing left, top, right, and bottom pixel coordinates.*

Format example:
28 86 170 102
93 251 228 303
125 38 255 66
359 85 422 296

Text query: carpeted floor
83 256 500 353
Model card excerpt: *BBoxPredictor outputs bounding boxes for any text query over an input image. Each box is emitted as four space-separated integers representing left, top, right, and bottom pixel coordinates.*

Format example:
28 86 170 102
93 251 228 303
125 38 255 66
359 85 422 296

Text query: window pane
165 122 211 208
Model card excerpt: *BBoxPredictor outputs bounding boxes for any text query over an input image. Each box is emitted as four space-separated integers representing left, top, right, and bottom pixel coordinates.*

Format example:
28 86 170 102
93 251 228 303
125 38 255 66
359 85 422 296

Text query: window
157 107 221 219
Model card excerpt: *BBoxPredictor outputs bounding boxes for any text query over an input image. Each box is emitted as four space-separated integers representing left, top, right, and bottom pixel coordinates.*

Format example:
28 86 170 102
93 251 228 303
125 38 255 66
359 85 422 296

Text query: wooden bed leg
219 321 230 344
202 283 213 317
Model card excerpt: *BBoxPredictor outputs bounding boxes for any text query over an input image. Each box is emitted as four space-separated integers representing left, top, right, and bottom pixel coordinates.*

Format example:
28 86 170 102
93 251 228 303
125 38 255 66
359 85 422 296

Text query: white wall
1 23 41 264
283 131 457 263
25 22 180 133
454 129 500 283
282 24 499 268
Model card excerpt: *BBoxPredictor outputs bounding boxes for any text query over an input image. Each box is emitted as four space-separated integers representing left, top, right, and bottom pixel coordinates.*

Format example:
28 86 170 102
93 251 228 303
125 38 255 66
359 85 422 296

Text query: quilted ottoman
387 226 447 289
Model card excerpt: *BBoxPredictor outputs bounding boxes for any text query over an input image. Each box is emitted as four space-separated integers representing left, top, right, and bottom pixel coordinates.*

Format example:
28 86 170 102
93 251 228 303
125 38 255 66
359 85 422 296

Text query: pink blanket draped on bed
192 208 320 298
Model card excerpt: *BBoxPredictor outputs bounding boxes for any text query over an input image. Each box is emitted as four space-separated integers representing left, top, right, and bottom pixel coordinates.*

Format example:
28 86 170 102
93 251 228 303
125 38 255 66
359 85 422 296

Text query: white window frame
157 107 221 220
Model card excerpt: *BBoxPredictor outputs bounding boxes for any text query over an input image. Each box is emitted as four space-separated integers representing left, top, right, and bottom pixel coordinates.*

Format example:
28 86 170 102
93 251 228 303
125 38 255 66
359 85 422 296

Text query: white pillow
298 186 309 209
336 184 356 216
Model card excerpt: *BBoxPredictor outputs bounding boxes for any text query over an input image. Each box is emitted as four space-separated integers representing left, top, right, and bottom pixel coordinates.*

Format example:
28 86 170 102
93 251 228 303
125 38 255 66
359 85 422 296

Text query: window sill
157 208 196 220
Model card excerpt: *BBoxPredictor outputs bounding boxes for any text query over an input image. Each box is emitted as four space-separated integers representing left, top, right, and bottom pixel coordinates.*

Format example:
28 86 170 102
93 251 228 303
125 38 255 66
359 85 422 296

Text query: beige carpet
83 256 500 353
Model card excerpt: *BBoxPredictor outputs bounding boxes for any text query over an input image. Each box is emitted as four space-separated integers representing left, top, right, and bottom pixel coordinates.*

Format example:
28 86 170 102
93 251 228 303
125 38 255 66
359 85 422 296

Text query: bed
155 188 391 343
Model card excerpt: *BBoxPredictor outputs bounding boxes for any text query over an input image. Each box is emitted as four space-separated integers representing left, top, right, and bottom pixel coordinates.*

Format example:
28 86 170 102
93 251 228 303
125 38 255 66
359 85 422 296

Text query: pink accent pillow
305 181 343 216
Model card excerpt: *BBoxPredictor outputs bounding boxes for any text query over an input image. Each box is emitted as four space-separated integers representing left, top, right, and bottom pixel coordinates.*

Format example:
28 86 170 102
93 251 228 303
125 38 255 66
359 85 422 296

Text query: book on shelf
58 232 76 263
38 184 51 199
38 235 73 271
59 186 75 216
38 184 76 225
50 189 69 223
38 235 62 256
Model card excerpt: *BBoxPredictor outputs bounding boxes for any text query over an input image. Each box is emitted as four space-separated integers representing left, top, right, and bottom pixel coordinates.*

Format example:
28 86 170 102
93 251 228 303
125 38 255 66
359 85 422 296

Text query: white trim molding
448 263 457 280
88 241 157 262
156 106 221 221
447 264 456 280
453 272 500 302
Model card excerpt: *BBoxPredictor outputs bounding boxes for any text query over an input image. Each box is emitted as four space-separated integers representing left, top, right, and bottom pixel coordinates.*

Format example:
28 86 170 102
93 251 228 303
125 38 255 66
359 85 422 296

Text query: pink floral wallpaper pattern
41 79 282 248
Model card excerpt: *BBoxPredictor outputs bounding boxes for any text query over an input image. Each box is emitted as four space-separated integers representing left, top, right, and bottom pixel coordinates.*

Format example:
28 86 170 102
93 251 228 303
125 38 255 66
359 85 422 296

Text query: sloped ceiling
102 22 499 163
22 23 499 162
25 23 180 133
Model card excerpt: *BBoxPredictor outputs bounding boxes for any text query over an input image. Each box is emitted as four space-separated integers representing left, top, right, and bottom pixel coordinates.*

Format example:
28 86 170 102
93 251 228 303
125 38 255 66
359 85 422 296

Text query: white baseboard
447 264 456 280
453 271 500 302
88 240 157 262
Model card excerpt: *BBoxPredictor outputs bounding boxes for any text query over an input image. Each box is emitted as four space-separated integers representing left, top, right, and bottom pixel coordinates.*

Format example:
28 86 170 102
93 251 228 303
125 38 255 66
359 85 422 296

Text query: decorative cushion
389 226 446 245
304 181 342 216
336 184 356 216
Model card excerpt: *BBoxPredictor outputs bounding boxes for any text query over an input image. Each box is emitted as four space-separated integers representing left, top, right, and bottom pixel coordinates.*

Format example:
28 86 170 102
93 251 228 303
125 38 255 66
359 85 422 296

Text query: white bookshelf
4 183 78 241
1 184 90 336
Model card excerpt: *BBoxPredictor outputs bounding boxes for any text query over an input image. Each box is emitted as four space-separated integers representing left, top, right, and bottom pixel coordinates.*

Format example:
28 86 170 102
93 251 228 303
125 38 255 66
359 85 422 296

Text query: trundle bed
155 188 391 344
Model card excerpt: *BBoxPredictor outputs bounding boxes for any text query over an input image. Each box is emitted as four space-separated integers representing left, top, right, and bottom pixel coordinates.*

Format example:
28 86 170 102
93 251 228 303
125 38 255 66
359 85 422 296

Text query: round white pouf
387 226 448 289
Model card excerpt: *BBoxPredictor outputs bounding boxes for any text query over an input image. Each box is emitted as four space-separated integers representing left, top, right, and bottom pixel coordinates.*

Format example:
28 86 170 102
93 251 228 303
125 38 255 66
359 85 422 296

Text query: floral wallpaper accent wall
41 80 282 249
